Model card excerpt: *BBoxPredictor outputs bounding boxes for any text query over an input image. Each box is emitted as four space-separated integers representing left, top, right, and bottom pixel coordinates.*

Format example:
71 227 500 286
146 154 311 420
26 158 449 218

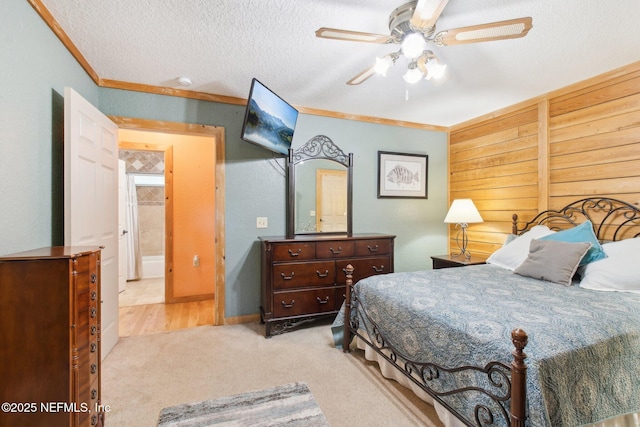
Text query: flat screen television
240 78 299 156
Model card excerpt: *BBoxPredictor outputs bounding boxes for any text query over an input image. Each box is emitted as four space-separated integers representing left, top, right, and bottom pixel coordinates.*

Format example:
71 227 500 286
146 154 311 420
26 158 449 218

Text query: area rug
157 382 329 426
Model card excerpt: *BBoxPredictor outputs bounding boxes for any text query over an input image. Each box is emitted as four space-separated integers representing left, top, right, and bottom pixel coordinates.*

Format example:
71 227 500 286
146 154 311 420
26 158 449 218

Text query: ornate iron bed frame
342 197 640 427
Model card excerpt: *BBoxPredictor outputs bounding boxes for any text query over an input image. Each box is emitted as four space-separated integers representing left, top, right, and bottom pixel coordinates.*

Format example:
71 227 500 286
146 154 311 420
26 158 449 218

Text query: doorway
113 117 226 332
118 149 167 307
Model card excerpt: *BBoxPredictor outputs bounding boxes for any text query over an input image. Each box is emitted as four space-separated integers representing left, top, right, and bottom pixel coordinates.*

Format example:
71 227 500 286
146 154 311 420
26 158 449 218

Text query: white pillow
487 225 555 271
578 237 640 293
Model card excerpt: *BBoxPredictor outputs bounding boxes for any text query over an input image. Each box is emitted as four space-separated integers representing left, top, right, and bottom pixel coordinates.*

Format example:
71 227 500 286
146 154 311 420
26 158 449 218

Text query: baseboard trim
224 313 261 325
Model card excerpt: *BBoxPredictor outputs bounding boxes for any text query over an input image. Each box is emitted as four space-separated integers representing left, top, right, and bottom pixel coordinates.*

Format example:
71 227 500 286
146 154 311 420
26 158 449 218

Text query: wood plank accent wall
449 62 640 256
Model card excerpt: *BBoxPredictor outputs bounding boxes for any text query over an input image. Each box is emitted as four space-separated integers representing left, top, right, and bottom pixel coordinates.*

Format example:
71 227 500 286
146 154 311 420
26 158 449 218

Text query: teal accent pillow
539 220 606 265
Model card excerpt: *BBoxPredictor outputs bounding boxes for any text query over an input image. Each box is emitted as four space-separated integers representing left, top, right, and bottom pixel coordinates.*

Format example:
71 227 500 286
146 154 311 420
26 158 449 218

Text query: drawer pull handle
367 245 379 252
91 291 97 301
90 343 97 353
91 273 97 283
91 363 97 374
317 296 330 304
316 270 329 278
281 272 295 280
288 249 302 257
372 265 385 273
91 415 98 426
91 326 97 335
90 307 97 318
329 246 343 254
281 300 295 308
91 389 98 400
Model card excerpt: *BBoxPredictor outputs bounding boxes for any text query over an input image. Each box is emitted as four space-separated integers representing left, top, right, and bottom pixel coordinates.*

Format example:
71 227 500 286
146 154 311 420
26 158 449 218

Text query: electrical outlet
256 217 268 228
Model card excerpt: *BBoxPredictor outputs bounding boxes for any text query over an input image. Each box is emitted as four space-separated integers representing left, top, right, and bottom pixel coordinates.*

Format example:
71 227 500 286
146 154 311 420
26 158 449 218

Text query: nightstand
431 254 488 269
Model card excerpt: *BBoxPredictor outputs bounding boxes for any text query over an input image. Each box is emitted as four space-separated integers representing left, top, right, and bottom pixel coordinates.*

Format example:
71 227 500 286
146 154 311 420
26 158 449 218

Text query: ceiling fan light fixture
426 58 447 80
374 55 394 76
401 32 426 59
403 62 424 84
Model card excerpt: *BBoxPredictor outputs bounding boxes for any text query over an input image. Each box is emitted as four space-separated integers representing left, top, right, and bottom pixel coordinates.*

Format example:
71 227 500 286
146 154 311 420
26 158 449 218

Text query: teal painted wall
1 1 449 319
0 0 99 255
99 91 448 317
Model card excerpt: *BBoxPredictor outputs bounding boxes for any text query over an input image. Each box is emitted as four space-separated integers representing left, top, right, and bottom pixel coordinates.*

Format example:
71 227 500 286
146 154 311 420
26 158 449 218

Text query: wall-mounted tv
240 78 299 156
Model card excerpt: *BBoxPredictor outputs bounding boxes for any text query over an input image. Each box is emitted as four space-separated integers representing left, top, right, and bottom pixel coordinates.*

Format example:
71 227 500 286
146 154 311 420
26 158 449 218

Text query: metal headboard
512 197 640 241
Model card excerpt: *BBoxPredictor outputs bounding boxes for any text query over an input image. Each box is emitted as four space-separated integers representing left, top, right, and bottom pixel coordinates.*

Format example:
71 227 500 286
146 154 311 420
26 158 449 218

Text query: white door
118 160 127 293
316 169 347 232
64 87 119 359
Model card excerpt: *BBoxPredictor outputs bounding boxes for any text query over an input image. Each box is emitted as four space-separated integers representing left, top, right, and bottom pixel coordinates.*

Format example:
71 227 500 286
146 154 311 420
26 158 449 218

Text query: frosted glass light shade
444 199 483 224
401 33 426 59
403 66 423 84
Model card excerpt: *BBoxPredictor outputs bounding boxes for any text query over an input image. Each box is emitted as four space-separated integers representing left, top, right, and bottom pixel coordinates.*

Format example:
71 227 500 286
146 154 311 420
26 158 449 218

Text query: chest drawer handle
372 265 385 273
90 343 97 353
91 389 98 400
329 246 343 254
280 272 295 280
288 249 302 257
316 296 330 304
316 270 329 278
91 273 97 283
281 300 295 308
91 415 98 426
90 307 97 318
91 291 97 301
91 363 97 374
367 245 379 252
91 326 97 335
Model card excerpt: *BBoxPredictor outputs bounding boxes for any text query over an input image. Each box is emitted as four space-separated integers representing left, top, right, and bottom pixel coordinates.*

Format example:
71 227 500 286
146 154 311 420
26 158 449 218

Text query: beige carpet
102 321 445 427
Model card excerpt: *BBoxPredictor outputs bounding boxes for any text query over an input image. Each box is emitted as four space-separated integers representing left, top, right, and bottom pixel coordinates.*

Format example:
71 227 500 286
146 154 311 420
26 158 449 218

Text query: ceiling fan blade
410 0 450 30
435 17 533 46
315 27 392 44
346 65 377 85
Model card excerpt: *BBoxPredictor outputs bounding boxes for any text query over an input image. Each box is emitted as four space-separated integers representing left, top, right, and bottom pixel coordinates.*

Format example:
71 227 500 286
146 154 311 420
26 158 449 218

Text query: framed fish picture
377 151 428 199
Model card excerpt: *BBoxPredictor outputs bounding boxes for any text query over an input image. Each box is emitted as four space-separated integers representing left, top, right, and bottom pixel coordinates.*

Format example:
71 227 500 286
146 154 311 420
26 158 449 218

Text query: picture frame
377 151 428 199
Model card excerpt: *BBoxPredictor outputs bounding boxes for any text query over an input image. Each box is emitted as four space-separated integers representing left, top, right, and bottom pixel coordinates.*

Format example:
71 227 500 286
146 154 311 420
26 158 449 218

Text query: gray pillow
514 239 591 286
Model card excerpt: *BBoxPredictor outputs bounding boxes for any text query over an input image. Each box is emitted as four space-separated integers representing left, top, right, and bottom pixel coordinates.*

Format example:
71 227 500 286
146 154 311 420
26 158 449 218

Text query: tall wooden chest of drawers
260 234 395 337
0 247 104 427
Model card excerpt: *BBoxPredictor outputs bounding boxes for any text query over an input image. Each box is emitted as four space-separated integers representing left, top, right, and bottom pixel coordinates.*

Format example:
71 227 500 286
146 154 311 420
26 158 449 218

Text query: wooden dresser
0 247 104 427
260 234 395 337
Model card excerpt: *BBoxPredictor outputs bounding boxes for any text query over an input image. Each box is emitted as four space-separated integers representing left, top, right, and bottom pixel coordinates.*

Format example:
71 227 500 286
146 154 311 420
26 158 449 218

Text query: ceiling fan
316 0 532 85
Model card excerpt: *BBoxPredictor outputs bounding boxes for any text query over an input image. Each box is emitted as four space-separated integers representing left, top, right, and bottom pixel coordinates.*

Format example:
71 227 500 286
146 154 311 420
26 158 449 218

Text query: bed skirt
355 335 466 427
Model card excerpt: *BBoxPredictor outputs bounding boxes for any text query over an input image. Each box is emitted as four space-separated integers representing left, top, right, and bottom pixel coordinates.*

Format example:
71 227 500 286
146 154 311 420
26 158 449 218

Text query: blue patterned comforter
338 264 640 426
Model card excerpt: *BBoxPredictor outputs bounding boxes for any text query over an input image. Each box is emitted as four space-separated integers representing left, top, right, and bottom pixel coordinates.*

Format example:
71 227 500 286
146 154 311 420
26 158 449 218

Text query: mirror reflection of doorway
316 169 347 232
118 149 166 307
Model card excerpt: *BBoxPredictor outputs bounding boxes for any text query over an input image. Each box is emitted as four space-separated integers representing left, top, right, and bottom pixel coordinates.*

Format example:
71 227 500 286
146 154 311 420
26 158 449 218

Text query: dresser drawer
273 287 337 317
336 257 391 285
272 242 315 261
355 239 392 256
273 261 335 289
316 241 355 258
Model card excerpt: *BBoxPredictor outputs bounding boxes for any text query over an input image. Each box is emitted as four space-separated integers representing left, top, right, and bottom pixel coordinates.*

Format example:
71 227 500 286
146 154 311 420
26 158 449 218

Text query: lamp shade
444 199 483 224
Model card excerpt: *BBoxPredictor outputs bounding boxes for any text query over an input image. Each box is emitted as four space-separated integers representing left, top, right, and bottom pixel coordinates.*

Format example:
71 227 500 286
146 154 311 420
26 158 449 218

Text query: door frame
111 116 226 326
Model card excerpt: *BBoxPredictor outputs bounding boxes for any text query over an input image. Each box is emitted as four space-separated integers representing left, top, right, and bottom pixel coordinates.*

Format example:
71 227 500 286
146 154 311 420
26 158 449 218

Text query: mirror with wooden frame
286 135 353 238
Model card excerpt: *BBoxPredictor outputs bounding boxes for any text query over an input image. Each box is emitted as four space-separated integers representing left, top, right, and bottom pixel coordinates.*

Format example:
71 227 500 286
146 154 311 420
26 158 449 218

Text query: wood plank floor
118 300 215 337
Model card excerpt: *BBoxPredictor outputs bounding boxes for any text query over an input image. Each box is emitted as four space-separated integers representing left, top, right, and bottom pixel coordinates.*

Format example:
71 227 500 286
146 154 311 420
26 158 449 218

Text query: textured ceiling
40 0 640 127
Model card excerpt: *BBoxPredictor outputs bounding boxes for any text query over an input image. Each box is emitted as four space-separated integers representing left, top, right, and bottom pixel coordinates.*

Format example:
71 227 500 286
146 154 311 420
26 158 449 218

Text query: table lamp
444 199 483 259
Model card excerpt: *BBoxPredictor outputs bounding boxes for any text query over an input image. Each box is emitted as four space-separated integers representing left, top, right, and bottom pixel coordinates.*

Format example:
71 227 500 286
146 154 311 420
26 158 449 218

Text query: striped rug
157 382 329 426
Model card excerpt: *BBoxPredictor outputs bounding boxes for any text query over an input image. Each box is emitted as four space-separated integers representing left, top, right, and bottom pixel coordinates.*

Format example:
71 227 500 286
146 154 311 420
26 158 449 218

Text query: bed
337 197 640 427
